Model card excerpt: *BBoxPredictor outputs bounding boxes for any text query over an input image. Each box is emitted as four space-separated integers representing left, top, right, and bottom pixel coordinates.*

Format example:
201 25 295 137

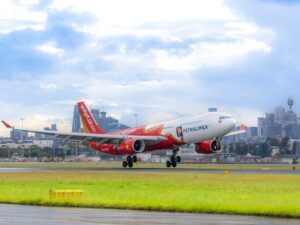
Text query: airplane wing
224 124 246 137
1 121 167 145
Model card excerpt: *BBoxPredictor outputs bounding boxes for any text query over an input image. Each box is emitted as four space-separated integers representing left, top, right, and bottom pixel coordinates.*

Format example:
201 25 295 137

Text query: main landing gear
166 149 181 168
122 155 138 168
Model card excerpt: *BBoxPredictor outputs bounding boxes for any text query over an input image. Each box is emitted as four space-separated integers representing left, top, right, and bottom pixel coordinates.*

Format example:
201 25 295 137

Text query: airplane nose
230 118 236 130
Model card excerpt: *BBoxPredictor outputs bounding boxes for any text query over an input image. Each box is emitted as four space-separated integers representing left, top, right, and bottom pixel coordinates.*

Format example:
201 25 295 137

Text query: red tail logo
1 121 12 128
77 102 105 134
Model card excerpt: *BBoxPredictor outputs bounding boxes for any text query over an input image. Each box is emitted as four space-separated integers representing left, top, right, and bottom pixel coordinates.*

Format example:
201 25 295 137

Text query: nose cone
229 118 236 131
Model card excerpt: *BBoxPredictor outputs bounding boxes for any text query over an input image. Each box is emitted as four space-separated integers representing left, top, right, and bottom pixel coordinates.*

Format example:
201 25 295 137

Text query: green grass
0 171 299 218
0 161 298 171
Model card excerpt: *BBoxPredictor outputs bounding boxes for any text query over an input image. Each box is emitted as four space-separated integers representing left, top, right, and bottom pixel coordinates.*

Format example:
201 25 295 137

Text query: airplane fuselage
89 112 236 155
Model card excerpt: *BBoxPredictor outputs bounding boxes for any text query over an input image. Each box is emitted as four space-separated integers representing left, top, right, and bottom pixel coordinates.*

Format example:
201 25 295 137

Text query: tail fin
77 101 105 134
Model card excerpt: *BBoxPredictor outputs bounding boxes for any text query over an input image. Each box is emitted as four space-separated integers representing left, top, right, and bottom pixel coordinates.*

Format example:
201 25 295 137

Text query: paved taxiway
0 167 299 174
0 204 299 225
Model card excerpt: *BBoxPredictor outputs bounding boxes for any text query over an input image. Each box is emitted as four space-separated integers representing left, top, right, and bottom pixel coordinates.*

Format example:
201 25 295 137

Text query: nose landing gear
166 148 181 168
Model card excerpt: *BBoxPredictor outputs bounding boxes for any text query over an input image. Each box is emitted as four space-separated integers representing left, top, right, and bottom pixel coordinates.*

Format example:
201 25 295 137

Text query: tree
268 137 280 146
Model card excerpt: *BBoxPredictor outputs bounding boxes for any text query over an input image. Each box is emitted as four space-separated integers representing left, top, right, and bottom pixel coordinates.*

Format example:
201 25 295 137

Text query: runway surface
0 204 299 225
0 167 299 174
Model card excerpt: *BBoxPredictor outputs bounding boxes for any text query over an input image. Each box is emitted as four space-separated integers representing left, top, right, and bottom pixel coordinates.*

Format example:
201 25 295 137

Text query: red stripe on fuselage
89 124 182 155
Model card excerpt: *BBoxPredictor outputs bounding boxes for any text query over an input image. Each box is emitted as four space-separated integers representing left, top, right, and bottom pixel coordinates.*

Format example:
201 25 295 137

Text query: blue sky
0 0 299 136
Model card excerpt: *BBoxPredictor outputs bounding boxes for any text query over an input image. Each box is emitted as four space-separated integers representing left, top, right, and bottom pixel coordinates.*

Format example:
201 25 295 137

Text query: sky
0 0 300 136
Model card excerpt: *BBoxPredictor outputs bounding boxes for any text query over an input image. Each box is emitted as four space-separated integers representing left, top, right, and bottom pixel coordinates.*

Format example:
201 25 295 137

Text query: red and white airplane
2 101 244 168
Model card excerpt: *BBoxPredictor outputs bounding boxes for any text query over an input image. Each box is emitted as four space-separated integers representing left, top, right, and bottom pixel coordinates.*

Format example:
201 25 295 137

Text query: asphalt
0 204 299 225
0 167 299 174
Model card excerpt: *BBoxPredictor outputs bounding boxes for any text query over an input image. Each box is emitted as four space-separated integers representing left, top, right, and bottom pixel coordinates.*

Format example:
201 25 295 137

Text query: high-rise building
71 105 129 133
274 106 285 125
257 117 265 137
265 113 275 126
285 111 297 125
51 124 57 131
10 129 28 142
257 98 300 139
98 111 129 132
91 109 101 126
246 127 258 139
72 105 81 133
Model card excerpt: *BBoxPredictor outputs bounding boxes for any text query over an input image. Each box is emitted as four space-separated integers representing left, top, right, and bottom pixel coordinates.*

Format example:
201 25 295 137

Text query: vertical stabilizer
77 101 105 134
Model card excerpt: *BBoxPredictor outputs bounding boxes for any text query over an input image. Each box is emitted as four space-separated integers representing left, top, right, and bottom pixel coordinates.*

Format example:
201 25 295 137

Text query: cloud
37 42 63 55
0 0 47 33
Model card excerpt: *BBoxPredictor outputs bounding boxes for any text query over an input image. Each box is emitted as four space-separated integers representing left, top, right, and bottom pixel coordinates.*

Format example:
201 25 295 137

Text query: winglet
1 120 12 129
240 123 246 131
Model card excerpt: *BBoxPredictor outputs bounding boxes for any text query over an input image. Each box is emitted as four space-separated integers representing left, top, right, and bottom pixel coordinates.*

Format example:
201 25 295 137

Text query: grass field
0 161 298 171
0 170 299 218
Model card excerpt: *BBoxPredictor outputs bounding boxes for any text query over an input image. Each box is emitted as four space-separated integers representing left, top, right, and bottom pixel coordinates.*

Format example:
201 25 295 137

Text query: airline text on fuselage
80 105 97 133
183 125 208 134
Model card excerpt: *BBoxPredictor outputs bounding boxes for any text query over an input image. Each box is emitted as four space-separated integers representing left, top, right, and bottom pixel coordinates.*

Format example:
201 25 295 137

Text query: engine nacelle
117 139 145 154
195 140 222 154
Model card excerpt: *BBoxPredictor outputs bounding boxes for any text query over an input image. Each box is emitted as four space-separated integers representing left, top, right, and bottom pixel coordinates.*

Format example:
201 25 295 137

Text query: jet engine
195 140 222 154
117 139 145 154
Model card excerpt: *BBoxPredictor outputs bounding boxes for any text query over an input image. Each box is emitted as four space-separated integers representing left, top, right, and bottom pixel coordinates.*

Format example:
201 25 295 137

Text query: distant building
97 110 129 132
257 98 300 139
246 127 258 139
91 109 101 127
35 124 58 140
72 105 81 133
274 106 285 125
10 129 28 143
51 124 57 131
71 105 129 133
257 117 265 137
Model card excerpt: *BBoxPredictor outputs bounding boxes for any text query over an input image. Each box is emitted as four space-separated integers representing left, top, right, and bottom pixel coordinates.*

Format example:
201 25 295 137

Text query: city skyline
1 0 300 136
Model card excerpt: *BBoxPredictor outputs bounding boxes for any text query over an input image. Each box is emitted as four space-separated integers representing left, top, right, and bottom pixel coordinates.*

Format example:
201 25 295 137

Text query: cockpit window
219 116 231 120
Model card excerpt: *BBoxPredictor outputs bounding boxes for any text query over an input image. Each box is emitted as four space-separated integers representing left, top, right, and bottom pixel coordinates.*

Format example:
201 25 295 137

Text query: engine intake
132 139 145 152
195 140 222 154
117 139 145 154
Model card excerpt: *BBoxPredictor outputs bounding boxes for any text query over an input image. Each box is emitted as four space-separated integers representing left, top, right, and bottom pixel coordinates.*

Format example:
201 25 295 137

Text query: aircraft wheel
176 156 181 163
171 161 177 167
166 161 171 168
170 155 176 163
122 161 128 168
132 155 137 163
128 160 133 168
127 156 132 162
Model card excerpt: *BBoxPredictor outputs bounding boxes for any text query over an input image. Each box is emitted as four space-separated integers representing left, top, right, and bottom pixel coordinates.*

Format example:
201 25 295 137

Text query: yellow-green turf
0 162 298 170
0 171 299 218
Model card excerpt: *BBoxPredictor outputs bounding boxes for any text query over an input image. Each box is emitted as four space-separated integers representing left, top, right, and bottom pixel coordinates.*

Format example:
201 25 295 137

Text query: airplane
1 101 245 168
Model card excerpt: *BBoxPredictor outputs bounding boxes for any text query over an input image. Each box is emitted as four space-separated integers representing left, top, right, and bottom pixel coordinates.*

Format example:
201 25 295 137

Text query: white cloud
0 0 46 33
149 38 271 71
39 83 61 91
50 0 235 27
48 0 274 71
37 42 64 56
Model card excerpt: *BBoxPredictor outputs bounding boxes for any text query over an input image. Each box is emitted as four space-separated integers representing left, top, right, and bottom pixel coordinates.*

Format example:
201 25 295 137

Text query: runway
0 167 299 174
0 204 299 225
